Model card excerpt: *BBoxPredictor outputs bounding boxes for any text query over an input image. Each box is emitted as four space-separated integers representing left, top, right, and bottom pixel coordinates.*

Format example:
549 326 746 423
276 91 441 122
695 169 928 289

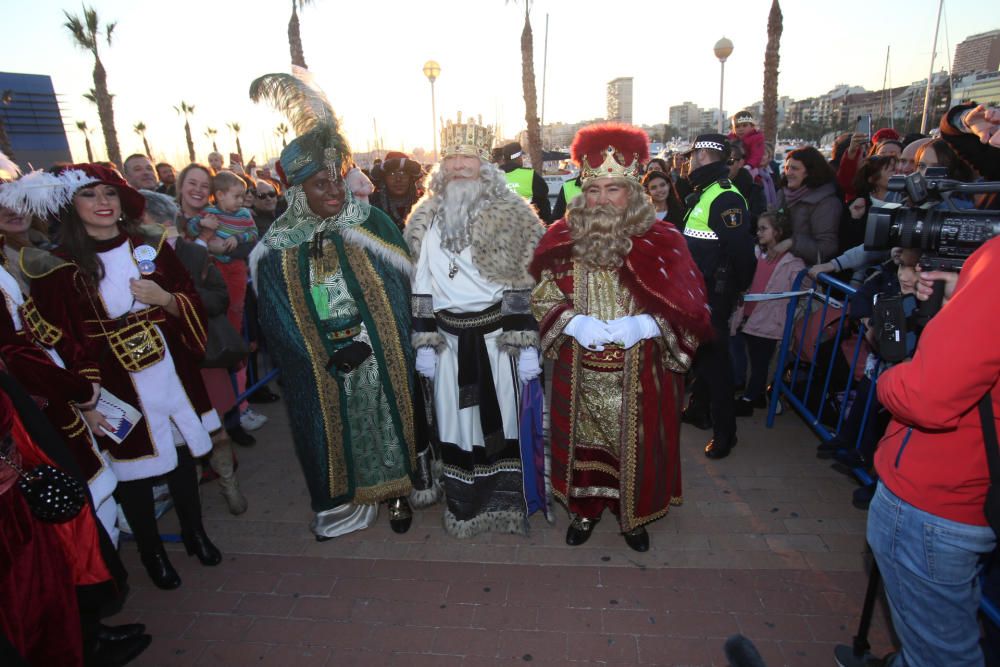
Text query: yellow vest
682 181 745 240
562 179 582 204
505 167 534 198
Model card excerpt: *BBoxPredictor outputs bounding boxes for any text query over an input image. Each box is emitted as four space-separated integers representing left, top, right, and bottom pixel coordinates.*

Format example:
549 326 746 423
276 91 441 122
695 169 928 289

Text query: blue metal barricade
765 270 874 485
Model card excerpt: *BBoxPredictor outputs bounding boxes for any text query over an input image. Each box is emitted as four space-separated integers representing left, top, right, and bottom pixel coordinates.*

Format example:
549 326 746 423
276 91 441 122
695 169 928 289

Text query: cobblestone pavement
111 395 895 666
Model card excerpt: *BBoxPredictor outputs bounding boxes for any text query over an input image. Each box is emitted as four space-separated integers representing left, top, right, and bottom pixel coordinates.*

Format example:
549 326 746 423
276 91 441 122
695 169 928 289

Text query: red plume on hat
571 123 650 169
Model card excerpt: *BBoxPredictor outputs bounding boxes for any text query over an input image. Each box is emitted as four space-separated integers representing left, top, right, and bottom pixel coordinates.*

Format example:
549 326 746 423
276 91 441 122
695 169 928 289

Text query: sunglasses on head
256 191 277 199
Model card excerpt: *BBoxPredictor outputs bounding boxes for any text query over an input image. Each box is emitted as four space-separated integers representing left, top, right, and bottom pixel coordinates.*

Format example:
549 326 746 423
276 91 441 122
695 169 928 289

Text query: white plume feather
0 169 99 218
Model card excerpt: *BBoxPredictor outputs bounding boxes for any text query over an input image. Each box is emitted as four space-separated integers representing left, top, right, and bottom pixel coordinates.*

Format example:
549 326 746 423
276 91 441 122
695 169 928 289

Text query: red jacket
874 235 1000 526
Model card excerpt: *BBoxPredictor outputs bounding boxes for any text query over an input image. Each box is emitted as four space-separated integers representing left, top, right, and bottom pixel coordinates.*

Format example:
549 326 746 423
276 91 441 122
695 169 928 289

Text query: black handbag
980 394 1000 537
202 314 249 369
0 436 86 523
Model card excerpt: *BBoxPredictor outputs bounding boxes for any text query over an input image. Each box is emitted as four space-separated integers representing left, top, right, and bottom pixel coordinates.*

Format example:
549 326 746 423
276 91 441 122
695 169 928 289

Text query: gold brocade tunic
572 268 631 457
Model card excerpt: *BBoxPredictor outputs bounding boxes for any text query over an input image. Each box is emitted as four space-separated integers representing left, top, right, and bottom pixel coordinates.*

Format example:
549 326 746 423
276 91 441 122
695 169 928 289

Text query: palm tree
133 121 152 159
507 1 543 173
76 121 95 162
205 127 218 152
762 0 783 145
0 90 14 160
288 0 316 69
174 102 196 163
275 122 290 148
64 7 122 167
227 122 243 162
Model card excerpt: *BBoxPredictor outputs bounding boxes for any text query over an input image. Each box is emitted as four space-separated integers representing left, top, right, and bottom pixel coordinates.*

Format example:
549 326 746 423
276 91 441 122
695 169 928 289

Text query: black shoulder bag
980 393 1000 537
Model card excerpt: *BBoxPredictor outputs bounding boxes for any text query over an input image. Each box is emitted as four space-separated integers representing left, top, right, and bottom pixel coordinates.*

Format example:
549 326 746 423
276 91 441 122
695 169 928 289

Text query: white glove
607 314 660 349
518 347 542 384
415 347 437 379
563 314 613 351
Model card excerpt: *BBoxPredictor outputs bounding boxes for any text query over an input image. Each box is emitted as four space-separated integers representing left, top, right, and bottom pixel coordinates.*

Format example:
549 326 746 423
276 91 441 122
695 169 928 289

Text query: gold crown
580 146 642 185
440 112 493 162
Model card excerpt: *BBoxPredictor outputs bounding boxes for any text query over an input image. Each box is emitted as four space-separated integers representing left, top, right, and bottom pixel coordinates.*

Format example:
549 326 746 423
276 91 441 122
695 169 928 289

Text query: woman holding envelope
8 163 222 590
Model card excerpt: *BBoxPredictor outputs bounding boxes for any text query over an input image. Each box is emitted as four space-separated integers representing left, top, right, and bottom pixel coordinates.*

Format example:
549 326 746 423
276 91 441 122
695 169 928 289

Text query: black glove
326 341 372 374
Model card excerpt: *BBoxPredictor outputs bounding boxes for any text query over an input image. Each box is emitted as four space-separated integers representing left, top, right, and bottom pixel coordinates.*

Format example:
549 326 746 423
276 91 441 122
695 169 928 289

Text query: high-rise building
953 30 1000 77
668 101 701 140
606 77 633 124
0 72 72 171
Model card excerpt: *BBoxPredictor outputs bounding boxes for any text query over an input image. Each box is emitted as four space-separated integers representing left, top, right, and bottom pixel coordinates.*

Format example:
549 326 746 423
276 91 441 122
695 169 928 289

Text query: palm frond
105 21 117 46
249 69 333 136
63 13 94 50
84 7 99 36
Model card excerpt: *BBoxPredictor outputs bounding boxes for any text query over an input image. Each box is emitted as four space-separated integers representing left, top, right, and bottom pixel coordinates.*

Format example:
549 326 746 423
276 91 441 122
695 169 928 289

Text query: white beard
437 178 485 255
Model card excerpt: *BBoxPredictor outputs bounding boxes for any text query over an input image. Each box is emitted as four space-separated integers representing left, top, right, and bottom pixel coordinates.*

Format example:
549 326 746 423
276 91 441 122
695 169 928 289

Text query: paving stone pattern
110 397 896 666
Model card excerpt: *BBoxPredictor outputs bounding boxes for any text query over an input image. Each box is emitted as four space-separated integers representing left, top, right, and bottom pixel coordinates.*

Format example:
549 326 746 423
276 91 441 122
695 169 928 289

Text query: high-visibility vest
505 167 534 197
682 180 746 241
562 178 582 204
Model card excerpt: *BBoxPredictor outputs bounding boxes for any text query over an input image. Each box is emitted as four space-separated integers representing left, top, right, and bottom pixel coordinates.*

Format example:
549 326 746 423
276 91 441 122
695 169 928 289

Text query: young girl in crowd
642 170 684 224
730 209 805 416
728 110 765 181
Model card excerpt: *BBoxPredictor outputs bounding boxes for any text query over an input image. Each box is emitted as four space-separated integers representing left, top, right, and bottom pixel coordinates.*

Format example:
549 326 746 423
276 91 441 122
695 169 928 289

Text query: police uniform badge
721 208 743 228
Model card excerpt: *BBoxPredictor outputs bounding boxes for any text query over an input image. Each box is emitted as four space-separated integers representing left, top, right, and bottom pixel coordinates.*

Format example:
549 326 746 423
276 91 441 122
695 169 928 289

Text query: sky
3 0 990 167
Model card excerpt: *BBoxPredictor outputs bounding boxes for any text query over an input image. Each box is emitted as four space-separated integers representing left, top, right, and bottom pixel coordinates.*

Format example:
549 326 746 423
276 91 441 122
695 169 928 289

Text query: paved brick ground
110 395 896 666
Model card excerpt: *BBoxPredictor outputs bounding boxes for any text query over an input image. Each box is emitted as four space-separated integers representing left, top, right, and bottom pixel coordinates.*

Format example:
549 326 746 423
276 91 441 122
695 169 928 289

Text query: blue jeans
867 482 996 667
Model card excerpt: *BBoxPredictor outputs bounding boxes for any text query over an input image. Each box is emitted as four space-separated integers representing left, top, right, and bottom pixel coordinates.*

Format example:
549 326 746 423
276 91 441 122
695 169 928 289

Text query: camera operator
861 103 999 666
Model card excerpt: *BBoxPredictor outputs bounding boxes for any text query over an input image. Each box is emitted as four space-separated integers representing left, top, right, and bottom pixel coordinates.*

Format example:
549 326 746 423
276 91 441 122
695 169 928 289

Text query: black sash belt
436 303 504 446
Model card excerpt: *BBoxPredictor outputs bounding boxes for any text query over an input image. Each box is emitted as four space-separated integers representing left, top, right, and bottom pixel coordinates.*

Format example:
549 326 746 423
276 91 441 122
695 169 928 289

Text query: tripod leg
852 561 881 657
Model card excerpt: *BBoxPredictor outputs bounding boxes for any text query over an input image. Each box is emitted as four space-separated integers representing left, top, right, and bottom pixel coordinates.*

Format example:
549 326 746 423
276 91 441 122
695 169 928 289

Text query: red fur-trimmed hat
570 123 650 185
58 163 145 220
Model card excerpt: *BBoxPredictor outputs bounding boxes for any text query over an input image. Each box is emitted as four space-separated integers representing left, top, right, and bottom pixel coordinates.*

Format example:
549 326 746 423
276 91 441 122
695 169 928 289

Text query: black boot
182 527 222 566
565 515 599 546
622 526 649 552
85 632 152 667
139 548 181 590
387 497 413 534
705 433 738 460
97 624 146 642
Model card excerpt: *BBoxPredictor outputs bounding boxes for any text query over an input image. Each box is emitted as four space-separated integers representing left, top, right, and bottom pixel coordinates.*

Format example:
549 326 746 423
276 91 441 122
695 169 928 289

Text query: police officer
680 134 756 459
498 141 553 223
551 173 581 222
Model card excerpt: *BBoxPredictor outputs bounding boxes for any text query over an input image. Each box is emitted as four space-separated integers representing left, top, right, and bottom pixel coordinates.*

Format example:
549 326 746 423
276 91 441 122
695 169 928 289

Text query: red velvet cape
529 219 711 529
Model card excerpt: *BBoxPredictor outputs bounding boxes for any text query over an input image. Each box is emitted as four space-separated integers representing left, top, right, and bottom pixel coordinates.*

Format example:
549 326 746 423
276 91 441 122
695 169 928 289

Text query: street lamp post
422 60 441 162
714 37 734 134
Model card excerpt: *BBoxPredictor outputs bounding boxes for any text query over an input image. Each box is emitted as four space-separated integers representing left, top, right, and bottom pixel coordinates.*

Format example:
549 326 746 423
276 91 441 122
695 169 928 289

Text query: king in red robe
529 124 713 551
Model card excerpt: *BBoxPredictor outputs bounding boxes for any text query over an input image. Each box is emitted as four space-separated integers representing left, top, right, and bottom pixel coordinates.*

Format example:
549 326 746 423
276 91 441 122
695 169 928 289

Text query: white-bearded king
405 114 546 538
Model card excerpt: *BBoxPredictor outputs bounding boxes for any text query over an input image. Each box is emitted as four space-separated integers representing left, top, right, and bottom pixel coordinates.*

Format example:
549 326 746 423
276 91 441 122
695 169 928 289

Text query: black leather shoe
565 515 599 546
622 526 649 552
705 434 737 460
182 528 222 566
248 387 280 404
226 425 256 447
85 632 152 667
97 623 146 643
387 497 413 534
681 406 712 430
139 549 181 590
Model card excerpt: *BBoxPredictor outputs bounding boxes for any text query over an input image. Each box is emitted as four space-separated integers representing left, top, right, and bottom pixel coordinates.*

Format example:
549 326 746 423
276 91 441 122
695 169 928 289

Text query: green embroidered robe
256 206 416 510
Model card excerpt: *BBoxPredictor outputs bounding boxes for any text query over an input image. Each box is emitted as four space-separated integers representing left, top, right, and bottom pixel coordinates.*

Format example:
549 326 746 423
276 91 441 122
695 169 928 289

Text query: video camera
865 168 1000 324
865 168 1000 272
